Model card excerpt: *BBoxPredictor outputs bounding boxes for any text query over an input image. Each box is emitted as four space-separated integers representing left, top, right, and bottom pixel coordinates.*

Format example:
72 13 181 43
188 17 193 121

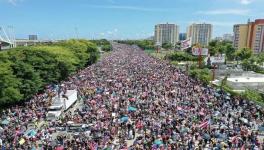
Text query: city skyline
1 0 264 39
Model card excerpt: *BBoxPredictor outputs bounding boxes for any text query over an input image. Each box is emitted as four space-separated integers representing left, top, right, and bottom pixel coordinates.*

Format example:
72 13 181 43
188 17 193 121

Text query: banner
181 38 191 50
192 48 208 56
204 55 225 65
210 56 225 64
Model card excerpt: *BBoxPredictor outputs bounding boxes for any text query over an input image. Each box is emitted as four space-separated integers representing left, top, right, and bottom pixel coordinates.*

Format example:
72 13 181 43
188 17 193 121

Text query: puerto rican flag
89 141 98 150
181 38 192 50
199 119 211 129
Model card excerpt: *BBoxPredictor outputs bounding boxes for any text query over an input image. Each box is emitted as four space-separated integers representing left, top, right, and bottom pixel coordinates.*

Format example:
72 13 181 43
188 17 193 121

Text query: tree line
90 39 112 52
116 40 154 50
0 39 99 106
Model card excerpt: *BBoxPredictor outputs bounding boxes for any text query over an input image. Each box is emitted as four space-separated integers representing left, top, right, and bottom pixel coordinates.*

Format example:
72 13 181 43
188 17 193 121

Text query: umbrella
1 119 9 125
215 93 221 97
120 116 129 123
214 111 221 117
19 138 26 145
128 106 137 112
207 102 213 106
203 134 211 140
154 140 163 145
55 146 64 150
25 129 37 137
199 112 205 116
128 98 136 102
220 125 228 129
180 128 188 133
16 130 23 136
258 126 264 131
177 107 183 111
96 88 104 94
90 100 96 104
225 96 230 100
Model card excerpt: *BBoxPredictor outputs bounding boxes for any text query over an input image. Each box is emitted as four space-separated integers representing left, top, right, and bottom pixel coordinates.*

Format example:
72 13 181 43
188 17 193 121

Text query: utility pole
75 27 79 39
212 64 216 81
193 43 203 68
198 47 202 68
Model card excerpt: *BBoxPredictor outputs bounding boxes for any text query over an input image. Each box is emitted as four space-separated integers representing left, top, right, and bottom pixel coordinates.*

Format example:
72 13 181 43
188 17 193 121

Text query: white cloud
107 0 115 4
239 0 254 5
189 20 237 27
87 5 172 12
107 31 113 35
6 0 23 5
196 9 250 15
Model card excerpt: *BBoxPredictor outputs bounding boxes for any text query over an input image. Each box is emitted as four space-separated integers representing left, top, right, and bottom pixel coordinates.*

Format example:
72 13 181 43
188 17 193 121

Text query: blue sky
0 0 263 40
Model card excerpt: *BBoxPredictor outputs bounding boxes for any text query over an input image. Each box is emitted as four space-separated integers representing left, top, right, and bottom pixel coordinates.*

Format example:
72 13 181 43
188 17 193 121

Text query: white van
46 104 63 121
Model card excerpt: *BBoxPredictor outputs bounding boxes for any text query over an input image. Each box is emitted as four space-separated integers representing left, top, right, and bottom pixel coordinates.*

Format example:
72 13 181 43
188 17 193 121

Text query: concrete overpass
0 26 16 50
15 39 60 47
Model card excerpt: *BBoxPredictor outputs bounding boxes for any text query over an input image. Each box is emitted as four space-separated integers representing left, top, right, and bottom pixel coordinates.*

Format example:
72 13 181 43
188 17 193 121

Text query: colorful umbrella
120 116 129 123
258 126 264 131
55 146 64 150
154 140 163 145
128 106 137 112
1 119 9 125
128 98 136 102
25 129 37 137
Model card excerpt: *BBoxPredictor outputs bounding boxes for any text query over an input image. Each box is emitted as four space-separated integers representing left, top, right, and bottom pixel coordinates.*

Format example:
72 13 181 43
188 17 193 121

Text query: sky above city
0 0 263 40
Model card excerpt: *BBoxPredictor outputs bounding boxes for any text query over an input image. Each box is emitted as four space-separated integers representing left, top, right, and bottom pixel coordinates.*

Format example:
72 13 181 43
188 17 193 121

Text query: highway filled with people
1 43 264 149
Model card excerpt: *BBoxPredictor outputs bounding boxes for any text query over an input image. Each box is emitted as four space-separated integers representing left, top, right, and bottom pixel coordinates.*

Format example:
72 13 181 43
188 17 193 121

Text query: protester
1 43 264 150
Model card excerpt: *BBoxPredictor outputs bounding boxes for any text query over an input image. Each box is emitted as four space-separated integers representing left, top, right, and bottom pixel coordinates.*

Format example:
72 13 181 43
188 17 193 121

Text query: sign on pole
210 56 225 64
192 48 208 56
205 55 225 66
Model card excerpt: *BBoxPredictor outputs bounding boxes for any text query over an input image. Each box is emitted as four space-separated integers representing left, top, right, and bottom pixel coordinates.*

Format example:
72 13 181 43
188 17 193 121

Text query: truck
46 90 78 121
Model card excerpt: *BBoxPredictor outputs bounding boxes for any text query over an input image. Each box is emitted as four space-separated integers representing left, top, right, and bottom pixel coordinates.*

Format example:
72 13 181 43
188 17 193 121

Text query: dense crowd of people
1 43 264 150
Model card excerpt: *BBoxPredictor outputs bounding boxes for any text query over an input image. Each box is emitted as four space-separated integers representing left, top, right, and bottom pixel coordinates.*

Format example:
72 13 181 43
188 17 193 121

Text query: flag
89 141 98 150
181 38 191 50
199 119 211 129
241 144 245 150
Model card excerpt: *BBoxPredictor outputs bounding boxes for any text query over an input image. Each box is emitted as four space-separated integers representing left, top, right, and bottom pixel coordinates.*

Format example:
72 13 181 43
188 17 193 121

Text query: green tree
226 44 236 61
209 40 218 56
162 43 173 50
0 63 23 105
11 61 43 100
102 45 112 52
242 89 263 103
235 47 252 60
0 39 99 106
165 51 196 61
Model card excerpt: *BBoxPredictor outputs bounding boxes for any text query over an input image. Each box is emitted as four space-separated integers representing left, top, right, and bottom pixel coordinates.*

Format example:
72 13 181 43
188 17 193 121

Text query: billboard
210 56 225 64
205 55 225 65
192 48 208 56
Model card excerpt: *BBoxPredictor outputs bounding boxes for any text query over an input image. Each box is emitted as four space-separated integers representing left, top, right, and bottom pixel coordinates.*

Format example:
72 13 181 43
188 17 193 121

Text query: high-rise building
179 33 187 41
29 35 38 40
214 37 223 41
223 34 233 42
154 23 179 46
233 24 250 50
248 19 264 54
187 23 212 46
233 19 264 53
